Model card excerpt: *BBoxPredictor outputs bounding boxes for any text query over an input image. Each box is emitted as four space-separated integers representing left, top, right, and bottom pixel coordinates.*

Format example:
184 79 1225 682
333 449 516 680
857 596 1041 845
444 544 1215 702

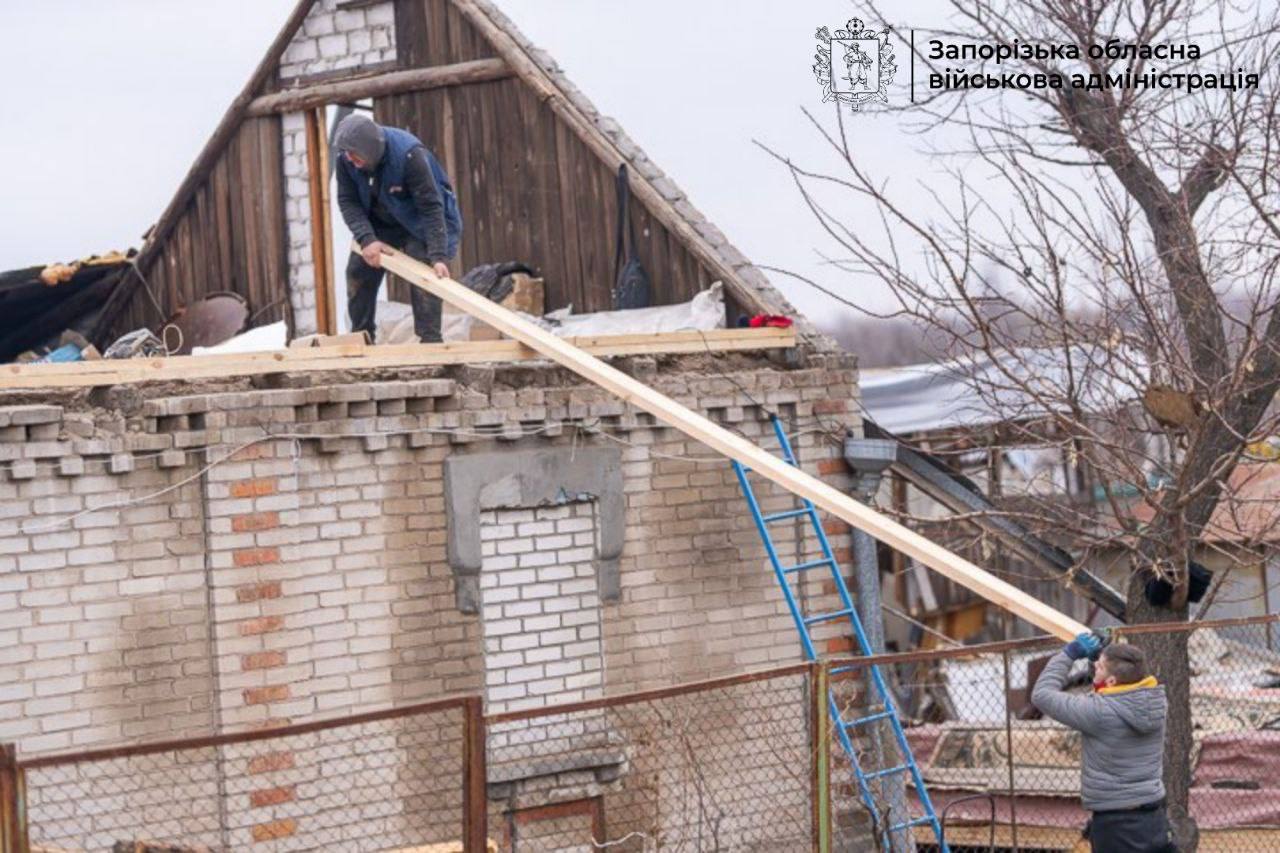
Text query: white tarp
191 321 288 355
376 283 726 344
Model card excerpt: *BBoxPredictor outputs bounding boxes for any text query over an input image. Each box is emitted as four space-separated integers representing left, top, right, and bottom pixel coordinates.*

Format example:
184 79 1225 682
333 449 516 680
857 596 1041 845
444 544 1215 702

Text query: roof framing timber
380 244 1088 641
0 328 793 390
246 58 512 116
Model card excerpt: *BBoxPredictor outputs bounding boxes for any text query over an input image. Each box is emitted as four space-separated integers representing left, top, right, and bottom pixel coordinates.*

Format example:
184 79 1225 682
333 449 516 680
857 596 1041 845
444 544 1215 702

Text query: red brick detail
826 636 854 654
243 685 290 705
230 443 272 462
822 517 847 535
817 457 849 475
831 547 852 564
232 512 279 533
252 818 297 842
240 616 284 637
231 478 278 498
242 651 286 671
247 751 295 775
249 785 296 808
233 547 280 568
813 400 849 415
237 581 282 603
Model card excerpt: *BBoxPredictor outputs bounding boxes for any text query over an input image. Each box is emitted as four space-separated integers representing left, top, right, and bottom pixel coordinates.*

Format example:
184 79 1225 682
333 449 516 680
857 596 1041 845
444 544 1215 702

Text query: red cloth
748 314 793 328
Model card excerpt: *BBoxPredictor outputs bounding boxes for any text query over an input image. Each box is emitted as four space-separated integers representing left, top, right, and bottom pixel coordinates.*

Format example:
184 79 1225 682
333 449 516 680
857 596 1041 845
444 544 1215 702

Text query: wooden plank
240 121 265 314
426 0 450 67
262 115 291 327
393 0 429 68
379 246 1087 640
315 110 335 333
245 59 511 116
305 109 334 334
256 117 283 322
0 328 794 389
552 120 585 312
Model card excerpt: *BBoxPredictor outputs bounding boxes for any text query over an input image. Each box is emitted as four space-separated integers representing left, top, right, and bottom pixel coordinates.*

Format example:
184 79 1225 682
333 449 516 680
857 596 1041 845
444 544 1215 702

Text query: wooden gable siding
381 0 718 313
112 119 290 340
395 0 495 67
374 77 716 313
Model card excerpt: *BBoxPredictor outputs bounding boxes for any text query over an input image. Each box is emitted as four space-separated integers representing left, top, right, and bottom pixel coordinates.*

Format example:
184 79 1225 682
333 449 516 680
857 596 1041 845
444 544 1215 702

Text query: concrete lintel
444 446 624 612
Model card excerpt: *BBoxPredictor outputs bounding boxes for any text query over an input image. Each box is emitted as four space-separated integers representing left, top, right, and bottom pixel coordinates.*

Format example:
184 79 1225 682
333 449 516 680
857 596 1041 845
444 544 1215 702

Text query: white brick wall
479 503 604 715
278 0 399 336
279 0 396 80
282 113 317 337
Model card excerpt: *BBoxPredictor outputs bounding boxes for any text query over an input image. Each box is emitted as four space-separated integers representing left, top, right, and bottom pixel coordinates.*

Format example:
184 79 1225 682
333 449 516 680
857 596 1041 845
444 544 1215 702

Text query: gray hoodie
1031 650 1168 811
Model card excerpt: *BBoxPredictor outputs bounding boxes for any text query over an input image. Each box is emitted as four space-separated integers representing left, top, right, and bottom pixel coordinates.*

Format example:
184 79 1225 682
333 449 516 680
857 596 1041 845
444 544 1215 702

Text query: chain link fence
830 613 1280 852
482 664 819 852
5 615 1280 852
10 697 481 853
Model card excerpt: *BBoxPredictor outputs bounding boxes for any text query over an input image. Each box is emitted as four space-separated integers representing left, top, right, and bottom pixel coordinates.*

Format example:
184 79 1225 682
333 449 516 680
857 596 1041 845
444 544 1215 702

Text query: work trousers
347 227 444 343
1084 802 1178 852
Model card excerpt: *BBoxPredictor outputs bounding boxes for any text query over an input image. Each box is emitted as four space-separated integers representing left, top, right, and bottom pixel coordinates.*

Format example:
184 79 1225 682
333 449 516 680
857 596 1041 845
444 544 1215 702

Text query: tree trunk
1125 572 1199 851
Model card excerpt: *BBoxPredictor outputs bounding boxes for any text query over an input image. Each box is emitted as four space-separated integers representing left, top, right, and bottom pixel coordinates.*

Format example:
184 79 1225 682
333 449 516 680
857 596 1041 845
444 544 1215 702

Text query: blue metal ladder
732 417 948 851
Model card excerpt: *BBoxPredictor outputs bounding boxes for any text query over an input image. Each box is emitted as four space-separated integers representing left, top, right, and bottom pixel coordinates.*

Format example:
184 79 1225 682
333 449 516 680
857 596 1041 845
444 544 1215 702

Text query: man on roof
1032 632 1175 852
333 113 462 343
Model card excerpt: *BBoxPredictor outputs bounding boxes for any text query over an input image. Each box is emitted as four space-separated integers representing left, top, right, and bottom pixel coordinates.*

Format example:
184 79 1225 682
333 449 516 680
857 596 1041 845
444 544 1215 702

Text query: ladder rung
784 558 836 574
863 764 910 781
842 710 893 727
830 664 865 676
804 608 854 625
888 816 935 833
763 507 810 523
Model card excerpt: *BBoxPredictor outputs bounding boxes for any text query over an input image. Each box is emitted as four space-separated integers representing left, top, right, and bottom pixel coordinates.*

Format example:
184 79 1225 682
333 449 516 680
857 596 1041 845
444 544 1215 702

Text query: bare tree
765 1 1280 847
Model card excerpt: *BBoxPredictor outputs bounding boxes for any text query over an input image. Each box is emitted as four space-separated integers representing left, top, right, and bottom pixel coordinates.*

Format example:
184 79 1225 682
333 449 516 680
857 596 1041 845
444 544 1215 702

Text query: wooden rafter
246 58 511 116
0 328 794 390
379 245 1088 640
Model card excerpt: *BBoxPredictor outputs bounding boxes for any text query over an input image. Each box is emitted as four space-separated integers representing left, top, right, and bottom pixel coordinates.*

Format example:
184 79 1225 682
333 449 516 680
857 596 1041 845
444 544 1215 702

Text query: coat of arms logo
813 18 897 112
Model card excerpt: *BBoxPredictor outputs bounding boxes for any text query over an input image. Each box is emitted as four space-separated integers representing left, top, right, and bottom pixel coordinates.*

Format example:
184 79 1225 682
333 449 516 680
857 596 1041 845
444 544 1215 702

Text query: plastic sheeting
192 320 288 355
376 283 726 344
537 282 724 337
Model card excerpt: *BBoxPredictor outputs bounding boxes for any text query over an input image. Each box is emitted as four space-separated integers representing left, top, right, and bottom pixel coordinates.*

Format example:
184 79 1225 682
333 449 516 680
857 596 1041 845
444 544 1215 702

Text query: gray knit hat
333 113 386 169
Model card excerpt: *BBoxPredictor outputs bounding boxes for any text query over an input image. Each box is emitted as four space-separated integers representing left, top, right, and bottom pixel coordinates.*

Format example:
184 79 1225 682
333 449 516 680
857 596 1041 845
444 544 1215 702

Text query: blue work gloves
1065 631 1106 661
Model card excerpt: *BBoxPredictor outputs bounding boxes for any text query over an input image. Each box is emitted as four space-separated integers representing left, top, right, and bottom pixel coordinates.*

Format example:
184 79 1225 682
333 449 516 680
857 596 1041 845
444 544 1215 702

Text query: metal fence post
1002 650 1019 853
1 743 28 853
809 662 831 853
462 697 488 853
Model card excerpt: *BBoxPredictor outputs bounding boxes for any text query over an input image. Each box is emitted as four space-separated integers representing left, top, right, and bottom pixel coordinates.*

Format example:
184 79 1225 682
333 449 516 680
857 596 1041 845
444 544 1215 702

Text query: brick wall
479 503 604 715
2 352 861 847
278 0 399 336
280 1 396 81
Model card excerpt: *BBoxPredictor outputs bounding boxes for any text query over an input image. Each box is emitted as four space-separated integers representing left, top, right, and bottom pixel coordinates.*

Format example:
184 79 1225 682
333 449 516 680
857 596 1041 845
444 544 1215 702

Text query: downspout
842 437 913 852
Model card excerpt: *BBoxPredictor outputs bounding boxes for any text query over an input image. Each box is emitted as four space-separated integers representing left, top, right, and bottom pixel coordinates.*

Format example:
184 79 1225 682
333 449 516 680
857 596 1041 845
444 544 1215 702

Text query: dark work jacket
337 127 460 261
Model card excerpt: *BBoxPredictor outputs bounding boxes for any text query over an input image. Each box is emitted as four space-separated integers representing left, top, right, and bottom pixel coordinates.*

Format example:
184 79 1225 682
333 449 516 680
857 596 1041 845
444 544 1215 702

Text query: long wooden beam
379 246 1087 640
245 58 512 116
0 328 793 390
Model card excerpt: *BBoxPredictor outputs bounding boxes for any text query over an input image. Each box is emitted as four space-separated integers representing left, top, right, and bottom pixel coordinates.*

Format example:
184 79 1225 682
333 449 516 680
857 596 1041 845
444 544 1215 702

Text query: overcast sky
1 0 965 325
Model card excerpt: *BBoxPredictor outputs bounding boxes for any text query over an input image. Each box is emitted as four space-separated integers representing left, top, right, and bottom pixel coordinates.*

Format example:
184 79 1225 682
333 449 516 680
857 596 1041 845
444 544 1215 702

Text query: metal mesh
11 617 1280 852
22 703 467 852
832 617 1280 852
483 668 816 851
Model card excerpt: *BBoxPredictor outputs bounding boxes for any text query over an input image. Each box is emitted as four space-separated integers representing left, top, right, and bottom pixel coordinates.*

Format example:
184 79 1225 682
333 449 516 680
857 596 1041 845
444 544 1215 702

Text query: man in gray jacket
1032 633 1176 852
